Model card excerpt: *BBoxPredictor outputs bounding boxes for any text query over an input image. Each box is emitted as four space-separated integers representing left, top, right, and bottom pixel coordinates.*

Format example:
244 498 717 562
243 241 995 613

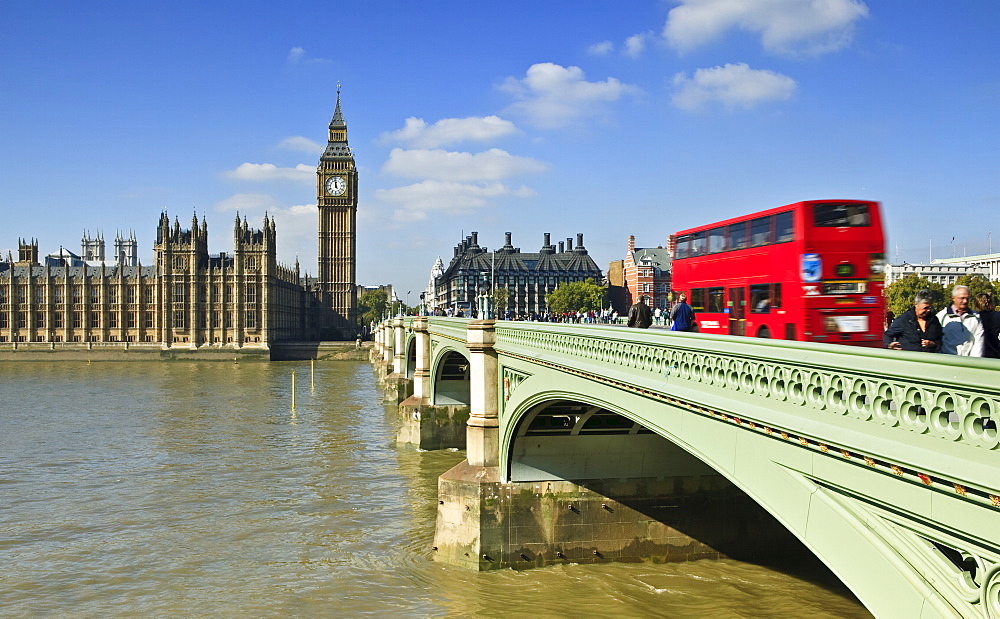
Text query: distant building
433 231 603 316
932 252 1000 282
885 262 991 288
0 213 319 346
622 235 672 312
422 257 444 313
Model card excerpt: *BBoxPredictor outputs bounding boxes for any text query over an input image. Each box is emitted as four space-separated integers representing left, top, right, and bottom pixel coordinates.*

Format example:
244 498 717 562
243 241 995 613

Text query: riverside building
0 93 359 349
432 231 603 316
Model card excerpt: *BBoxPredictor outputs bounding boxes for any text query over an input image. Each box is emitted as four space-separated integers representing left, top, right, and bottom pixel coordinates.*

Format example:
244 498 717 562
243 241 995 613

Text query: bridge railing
489 321 999 494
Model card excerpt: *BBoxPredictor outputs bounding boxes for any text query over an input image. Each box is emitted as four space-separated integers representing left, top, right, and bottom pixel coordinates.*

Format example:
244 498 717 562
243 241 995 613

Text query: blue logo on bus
801 254 821 283
863 296 877 304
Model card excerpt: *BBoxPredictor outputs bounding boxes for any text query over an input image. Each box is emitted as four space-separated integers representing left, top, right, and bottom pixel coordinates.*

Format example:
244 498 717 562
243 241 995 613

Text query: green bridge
371 316 999 618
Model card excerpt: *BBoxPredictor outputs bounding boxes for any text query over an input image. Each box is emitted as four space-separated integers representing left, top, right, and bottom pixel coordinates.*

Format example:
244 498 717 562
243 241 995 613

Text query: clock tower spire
316 84 358 339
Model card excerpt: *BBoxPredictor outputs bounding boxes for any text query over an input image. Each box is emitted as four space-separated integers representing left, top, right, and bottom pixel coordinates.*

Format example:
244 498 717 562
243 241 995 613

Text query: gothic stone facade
0 213 321 347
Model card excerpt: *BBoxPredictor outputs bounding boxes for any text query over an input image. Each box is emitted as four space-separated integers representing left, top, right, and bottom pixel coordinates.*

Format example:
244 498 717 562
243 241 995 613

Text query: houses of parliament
0 95 358 349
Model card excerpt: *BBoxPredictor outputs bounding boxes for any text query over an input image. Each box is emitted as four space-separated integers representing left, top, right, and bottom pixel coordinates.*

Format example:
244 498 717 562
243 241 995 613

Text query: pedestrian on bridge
627 297 653 328
884 289 942 352
936 285 984 356
973 292 999 358
669 292 697 332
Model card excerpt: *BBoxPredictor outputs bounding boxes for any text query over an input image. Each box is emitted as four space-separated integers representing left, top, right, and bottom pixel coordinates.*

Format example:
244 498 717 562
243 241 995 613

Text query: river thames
0 360 869 617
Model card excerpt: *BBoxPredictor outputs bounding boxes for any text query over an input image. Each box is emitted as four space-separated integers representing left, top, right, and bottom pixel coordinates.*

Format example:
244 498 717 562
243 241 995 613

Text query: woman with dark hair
884 289 943 352
973 292 1000 358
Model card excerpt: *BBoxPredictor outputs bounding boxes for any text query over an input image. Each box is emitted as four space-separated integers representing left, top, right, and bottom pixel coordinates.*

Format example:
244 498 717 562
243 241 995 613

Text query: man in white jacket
936 285 984 356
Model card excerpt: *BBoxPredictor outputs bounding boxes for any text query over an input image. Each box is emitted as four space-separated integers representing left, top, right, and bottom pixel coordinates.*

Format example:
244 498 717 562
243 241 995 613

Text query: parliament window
90 286 100 304
53 288 63 304
173 311 186 329
35 288 45 304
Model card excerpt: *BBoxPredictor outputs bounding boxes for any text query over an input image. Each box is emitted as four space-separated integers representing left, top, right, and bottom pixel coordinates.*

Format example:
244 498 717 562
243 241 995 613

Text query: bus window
691 231 706 255
814 203 870 227
772 282 781 309
750 216 772 246
708 287 725 312
728 221 748 250
750 284 771 313
708 227 726 253
676 235 690 259
689 288 707 311
775 211 794 242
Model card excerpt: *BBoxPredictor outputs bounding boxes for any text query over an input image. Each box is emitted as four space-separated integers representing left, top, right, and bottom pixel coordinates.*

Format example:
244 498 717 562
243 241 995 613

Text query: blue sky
3 1 999 298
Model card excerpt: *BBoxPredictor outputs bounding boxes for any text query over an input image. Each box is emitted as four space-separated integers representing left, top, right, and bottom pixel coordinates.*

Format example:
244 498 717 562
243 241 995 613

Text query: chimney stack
628 235 636 252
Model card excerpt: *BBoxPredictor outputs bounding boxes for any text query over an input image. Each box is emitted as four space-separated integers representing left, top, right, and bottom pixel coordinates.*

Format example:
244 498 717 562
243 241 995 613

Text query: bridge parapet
494 322 999 493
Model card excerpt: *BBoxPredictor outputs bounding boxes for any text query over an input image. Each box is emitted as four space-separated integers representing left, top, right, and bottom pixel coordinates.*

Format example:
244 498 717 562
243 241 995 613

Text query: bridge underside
499 375 1000 619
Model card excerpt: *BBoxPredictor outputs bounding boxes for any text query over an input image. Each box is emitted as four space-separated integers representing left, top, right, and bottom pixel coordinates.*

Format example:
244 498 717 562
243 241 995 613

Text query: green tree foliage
547 279 606 314
492 287 510 314
953 274 997 302
358 288 388 325
884 274 946 315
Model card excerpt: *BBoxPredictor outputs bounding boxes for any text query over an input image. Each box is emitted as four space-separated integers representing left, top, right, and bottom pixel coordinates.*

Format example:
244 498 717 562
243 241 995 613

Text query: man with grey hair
884 289 942 352
936 285 984 356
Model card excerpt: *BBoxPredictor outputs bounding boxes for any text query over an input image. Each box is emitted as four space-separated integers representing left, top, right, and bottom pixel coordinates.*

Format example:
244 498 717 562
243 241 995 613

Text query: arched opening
504 399 840 578
433 350 470 405
405 337 416 380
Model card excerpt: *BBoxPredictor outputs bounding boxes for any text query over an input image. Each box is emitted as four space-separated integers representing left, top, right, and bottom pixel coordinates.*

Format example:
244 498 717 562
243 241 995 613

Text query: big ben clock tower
316 86 358 338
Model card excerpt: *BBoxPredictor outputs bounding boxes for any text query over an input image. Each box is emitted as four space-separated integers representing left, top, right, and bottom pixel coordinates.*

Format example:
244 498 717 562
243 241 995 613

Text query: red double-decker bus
671 200 886 346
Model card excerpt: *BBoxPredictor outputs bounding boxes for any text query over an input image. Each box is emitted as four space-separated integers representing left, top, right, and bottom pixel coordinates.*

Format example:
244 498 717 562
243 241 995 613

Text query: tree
547 279 606 314
492 287 510 315
358 288 388 326
953 273 997 302
884 274 946 315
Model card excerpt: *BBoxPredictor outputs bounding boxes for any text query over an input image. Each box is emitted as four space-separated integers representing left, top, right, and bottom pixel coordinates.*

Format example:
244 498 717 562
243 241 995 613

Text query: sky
3 1 1000 299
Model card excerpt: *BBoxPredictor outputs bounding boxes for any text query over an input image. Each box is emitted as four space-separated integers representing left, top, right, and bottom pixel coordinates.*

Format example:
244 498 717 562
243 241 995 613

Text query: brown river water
0 360 870 617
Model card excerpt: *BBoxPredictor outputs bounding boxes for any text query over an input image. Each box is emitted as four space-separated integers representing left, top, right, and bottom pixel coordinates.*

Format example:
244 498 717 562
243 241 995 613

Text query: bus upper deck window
691 231 707 255
814 203 870 227
728 222 748 250
676 235 691 259
750 216 772 246
775 211 793 242
708 227 726 253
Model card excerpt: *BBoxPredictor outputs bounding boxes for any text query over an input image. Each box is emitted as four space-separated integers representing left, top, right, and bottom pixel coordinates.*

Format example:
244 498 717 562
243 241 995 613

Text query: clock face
325 175 347 196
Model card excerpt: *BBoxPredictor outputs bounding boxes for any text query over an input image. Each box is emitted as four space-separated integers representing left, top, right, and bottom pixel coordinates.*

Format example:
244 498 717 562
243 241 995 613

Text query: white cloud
376 181 535 223
285 46 331 65
381 148 548 182
624 33 649 58
672 63 796 111
588 40 614 56
226 162 313 182
663 0 869 56
380 116 519 148
499 62 639 129
278 136 323 154
212 195 318 267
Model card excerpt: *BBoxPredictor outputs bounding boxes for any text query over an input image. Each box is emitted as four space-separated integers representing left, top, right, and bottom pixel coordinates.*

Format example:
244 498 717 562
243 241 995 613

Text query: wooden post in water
310 359 315 390
291 371 297 410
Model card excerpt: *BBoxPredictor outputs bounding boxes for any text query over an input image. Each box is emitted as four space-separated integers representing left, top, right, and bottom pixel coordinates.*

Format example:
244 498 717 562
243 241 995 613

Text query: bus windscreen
813 203 870 227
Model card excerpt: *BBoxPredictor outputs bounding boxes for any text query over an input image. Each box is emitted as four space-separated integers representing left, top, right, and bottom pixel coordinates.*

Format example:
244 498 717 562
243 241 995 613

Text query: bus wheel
756 326 771 338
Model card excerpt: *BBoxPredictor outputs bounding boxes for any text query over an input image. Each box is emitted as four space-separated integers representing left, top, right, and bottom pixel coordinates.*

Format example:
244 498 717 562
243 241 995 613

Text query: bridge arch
498 369 993 617
431 347 470 406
